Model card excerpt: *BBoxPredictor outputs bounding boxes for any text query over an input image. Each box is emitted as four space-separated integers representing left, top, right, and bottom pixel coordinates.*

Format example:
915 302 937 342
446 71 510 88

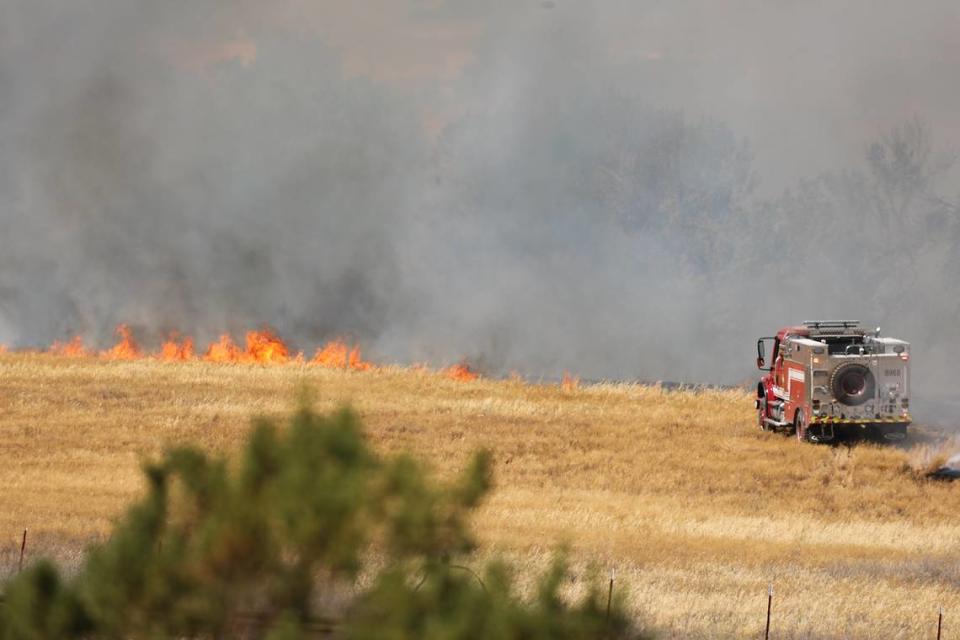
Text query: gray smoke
1 1 958 423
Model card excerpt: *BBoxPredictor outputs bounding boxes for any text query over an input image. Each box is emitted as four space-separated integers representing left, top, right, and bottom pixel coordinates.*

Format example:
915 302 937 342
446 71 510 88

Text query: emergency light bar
802 320 861 329
802 320 863 336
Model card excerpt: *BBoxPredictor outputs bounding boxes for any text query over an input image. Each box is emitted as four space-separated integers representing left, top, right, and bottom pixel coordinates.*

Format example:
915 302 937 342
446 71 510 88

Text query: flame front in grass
444 362 479 382
204 334 244 363
29 325 382 369
159 335 195 362
50 336 89 358
561 371 580 392
245 329 289 364
202 329 290 364
312 340 373 371
101 325 140 361
0 344 7 354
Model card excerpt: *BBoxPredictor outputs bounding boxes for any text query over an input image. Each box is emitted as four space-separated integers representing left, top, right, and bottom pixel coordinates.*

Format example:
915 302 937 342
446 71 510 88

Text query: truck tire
757 386 770 431
830 363 875 407
794 409 806 442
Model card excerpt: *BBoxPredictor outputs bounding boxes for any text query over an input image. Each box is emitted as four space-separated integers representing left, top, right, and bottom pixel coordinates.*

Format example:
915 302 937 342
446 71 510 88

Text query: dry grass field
0 352 958 638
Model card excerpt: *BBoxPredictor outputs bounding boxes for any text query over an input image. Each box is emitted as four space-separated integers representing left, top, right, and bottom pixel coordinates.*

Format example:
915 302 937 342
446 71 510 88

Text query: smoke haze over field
1 1 959 419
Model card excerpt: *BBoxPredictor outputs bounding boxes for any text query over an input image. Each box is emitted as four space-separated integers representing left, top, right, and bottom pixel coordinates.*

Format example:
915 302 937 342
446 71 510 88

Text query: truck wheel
757 387 772 431
794 409 806 442
758 406 771 431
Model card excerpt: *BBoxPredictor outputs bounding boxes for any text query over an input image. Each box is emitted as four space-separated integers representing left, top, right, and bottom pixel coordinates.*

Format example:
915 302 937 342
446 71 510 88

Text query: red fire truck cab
756 321 911 442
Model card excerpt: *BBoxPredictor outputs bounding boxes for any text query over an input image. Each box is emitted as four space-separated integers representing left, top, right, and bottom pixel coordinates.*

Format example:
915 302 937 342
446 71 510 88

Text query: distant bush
0 403 644 639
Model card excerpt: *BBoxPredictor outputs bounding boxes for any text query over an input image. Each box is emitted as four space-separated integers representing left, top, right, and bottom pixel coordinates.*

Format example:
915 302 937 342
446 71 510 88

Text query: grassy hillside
0 353 957 638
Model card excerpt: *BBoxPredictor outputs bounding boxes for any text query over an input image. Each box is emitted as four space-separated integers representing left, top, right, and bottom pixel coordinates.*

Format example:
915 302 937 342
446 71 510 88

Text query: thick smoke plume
1 1 959 422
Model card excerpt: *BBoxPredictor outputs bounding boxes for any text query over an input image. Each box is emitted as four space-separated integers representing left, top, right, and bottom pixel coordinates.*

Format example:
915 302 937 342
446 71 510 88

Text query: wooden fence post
938 606 943 640
764 583 773 640
606 568 615 623
17 529 27 573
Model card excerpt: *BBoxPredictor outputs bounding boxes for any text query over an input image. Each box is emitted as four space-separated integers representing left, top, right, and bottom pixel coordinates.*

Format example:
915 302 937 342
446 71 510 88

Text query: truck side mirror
757 337 773 371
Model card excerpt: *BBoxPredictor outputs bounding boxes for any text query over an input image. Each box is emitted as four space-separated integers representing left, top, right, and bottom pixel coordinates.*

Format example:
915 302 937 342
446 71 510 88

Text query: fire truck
756 321 911 442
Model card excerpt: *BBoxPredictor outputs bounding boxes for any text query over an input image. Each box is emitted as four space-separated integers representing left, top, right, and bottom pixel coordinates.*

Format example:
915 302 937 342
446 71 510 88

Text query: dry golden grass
0 352 958 638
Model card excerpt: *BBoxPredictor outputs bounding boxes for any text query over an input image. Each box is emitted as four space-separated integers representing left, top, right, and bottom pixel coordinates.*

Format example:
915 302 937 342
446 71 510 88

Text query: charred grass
0 352 958 638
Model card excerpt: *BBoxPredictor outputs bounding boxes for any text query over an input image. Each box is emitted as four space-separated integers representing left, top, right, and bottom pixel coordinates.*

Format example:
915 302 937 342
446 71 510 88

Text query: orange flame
23 325 513 378
50 336 89 358
101 325 141 361
202 329 290 365
347 345 373 371
311 339 373 371
0 344 7 354
444 362 479 382
159 335 195 362
561 371 580 392
244 328 289 365
204 334 244 363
